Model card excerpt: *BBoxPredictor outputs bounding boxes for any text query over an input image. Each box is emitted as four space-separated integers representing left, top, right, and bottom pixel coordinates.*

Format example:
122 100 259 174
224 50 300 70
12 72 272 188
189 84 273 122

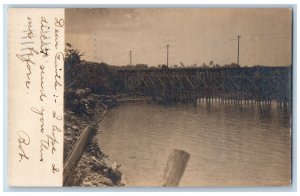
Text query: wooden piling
161 149 190 187
63 126 97 186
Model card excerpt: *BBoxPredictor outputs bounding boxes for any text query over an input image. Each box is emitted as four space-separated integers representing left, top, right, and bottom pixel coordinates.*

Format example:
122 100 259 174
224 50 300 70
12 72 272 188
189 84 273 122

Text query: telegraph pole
166 44 169 67
94 32 97 62
237 35 241 65
129 50 132 65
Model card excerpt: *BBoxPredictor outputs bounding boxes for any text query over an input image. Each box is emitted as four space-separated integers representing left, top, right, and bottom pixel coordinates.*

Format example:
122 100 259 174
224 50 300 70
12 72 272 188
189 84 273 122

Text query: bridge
116 66 291 106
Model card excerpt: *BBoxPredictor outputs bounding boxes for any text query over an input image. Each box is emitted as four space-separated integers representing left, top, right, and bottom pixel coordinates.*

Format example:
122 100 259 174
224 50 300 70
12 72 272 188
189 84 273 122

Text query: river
98 101 291 187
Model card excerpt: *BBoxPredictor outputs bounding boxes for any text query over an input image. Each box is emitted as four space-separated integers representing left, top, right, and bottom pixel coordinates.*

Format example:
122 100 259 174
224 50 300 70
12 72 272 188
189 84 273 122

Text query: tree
209 60 214 67
180 61 185 67
224 63 240 68
65 43 84 70
161 64 168 69
64 43 85 88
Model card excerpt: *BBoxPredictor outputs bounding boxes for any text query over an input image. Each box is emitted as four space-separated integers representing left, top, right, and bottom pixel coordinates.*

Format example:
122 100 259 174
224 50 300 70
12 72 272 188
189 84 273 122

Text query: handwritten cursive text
17 131 30 162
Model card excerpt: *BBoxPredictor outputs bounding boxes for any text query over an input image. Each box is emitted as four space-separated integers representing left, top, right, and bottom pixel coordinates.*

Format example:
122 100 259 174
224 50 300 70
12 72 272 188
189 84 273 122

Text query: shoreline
64 88 124 187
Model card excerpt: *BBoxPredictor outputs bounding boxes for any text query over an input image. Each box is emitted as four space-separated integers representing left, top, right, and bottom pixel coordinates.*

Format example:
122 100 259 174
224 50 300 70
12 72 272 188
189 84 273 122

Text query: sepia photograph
63 8 292 187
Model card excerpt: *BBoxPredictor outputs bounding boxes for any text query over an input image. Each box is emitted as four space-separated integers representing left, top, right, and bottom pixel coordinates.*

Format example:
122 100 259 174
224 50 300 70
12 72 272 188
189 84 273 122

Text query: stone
72 125 79 130
100 177 114 186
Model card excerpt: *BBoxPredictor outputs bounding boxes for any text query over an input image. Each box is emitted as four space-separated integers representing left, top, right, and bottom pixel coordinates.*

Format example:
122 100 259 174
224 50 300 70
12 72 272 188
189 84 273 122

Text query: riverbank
64 88 124 186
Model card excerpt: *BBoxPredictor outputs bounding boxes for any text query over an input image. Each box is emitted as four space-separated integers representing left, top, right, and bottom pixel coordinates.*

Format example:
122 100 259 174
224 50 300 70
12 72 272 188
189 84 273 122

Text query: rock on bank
64 87 124 186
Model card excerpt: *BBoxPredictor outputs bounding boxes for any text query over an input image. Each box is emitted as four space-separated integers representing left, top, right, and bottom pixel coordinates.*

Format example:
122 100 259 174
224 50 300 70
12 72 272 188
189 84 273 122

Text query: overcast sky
66 8 292 67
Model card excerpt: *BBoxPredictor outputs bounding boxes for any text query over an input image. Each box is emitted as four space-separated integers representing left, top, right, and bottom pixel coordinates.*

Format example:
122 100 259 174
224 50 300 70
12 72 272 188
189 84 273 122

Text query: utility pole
129 50 132 65
237 35 241 65
166 44 169 67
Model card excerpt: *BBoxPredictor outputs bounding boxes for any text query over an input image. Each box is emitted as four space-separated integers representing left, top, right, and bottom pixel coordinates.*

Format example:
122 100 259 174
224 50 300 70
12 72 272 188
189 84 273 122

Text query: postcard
8 7 292 187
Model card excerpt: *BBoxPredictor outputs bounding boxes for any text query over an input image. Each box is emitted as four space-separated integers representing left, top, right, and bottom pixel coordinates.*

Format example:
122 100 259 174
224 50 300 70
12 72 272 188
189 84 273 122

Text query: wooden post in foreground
161 149 190 187
63 126 97 186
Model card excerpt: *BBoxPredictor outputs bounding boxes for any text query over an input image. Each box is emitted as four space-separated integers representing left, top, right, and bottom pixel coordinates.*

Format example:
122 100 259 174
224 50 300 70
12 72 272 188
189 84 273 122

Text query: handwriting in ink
31 106 45 133
54 52 64 90
40 16 50 56
52 111 62 121
17 131 30 162
54 29 59 49
52 164 59 174
54 18 64 27
40 64 47 101
53 94 58 103
26 17 34 39
39 125 61 162
54 18 64 49
16 47 39 89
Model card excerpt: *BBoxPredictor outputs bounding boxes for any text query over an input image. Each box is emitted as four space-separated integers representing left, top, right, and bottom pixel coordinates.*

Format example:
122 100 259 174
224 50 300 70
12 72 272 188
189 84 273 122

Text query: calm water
98 101 291 187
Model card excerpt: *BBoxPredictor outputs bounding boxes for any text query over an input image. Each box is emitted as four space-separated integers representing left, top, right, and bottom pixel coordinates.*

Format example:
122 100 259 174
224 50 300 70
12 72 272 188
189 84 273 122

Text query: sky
66 8 292 67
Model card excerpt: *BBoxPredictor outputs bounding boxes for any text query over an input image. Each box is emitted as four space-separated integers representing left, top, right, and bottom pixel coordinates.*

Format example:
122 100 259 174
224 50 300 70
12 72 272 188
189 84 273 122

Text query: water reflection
99 102 291 186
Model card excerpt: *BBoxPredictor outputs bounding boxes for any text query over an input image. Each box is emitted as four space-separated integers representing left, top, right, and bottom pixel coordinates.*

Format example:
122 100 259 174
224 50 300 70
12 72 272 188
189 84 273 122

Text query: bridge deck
116 66 291 106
